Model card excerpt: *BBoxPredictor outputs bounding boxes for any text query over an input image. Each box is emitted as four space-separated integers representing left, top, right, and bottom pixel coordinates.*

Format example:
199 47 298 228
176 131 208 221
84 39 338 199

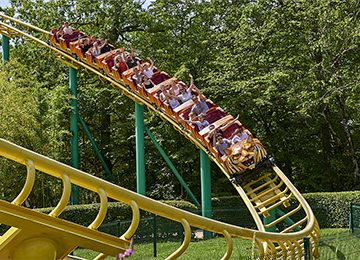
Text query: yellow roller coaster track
0 14 320 259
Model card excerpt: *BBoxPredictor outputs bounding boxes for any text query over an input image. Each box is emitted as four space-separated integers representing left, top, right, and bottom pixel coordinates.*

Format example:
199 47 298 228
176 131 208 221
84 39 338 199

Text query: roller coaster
0 13 320 259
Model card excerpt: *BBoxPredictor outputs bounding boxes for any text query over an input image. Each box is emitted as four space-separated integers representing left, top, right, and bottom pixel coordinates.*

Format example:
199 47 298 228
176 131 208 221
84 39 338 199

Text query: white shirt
92 46 101 57
168 97 180 109
179 90 192 103
232 132 250 143
63 26 73 35
144 68 154 78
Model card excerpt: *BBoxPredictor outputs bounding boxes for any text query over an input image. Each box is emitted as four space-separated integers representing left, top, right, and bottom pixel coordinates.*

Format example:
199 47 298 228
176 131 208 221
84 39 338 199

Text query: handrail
11 159 35 206
221 229 233 260
0 138 315 242
88 187 108 229
166 218 191 259
49 173 71 217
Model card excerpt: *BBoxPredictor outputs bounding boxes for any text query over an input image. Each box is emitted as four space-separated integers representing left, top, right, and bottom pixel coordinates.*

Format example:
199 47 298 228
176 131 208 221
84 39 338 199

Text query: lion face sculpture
224 136 267 174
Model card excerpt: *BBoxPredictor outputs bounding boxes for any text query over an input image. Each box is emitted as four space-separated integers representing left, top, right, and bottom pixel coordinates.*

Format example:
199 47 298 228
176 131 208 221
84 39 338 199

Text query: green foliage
37 200 197 227
0 59 71 208
2 0 360 209
214 191 360 229
303 191 360 228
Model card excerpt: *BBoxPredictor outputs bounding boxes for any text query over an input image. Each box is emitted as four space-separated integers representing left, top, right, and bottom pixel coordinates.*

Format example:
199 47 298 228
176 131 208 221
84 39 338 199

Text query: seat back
222 122 242 139
151 72 170 85
204 108 226 124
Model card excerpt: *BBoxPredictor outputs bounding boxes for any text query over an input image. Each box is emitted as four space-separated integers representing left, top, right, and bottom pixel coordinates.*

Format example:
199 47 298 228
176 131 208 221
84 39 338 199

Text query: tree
206 0 360 192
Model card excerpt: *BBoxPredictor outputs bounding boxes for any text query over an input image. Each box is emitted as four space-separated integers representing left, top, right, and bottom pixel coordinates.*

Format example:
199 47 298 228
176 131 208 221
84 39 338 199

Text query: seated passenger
158 85 168 102
140 75 155 89
78 36 92 53
208 115 239 145
140 57 155 78
191 93 209 116
178 74 195 103
215 133 232 156
169 80 180 96
131 67 144 85
163 91 180 109
100 39 112 54
91 42 101 57
190 76 209 115
56 22 74 39
231 128 250 144
114 49 128 72
125 43 137 69
89 35 97 45
180 113 209 131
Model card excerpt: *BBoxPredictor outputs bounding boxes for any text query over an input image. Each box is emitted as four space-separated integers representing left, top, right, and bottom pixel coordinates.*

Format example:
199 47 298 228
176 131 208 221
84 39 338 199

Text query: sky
0 0 10 8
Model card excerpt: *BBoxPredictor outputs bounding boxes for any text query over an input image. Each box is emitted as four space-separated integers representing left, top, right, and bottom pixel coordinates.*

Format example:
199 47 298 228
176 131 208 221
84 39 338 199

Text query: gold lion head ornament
224 136 267 175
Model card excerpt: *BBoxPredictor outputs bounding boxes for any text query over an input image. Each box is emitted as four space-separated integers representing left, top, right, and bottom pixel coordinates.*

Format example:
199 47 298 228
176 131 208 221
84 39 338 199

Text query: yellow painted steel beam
0 200 129 259
0 138 316 242
166 218 191 259
11 159 35 206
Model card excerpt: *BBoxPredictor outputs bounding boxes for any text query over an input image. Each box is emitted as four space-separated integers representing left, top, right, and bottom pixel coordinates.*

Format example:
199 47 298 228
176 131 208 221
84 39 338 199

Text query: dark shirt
101 43 111 54
143 81 154 89
83 44 91 52
126 57 137 69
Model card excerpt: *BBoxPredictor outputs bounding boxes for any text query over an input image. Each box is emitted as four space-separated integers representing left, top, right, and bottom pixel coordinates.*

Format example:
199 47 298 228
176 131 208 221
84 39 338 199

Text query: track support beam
200 149 212 239
135 102 146 195
2 35 9 64
69 66 79 205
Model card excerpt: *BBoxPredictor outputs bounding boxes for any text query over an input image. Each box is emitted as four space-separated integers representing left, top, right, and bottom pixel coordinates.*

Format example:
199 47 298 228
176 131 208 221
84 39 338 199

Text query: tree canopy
1 0 360 207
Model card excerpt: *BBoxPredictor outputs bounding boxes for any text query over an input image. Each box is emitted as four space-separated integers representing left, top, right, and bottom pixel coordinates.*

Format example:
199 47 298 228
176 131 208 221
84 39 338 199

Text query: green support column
303 237 310 260
78 114 114 182
264 208 277 232
135 102 146 195
275 208 301 232
69 66 79 205
145 127 200 206
200 149 212 239
350 202 354 233
2 35 9 64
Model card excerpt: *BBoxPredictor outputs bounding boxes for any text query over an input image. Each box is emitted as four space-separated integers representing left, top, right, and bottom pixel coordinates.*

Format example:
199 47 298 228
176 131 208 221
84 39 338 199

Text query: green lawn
74 237 255 259
73 229 360 260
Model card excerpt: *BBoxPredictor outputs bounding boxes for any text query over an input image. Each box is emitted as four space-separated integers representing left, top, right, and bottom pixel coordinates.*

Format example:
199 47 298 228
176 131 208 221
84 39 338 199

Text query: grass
73 229 360 260
317 229 360 260
74 236 255 260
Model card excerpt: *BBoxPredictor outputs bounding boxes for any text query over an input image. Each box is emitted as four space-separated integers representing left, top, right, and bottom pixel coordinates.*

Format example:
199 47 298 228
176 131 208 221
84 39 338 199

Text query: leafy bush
1 191 358 236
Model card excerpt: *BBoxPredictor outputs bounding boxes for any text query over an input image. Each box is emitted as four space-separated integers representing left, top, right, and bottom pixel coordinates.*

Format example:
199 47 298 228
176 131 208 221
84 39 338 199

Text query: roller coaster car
230 156 274 187
102 57 116 77
69 39 80 54
147 77 175 106
94 47 117 70
85 50 97 66
150 72 171 85
49 28 59 46
223 136 269 185
59 31 82 51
